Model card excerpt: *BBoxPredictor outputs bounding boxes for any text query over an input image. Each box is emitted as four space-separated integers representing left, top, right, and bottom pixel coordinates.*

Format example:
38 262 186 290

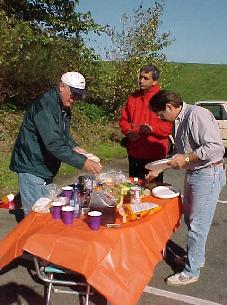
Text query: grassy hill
165 63 227 103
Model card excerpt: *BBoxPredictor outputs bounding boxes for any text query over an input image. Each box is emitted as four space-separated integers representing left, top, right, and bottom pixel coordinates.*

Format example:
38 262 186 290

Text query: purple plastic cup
88 211 102 230
51 202 63 220
62 206 74 225
62 186 73 200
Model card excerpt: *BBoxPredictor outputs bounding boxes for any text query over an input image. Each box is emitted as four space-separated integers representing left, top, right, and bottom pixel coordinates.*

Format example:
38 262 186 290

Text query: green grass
0 152 18 195
89 142 127 161
55 143 127 177
0 143 127 195
166 63 227 103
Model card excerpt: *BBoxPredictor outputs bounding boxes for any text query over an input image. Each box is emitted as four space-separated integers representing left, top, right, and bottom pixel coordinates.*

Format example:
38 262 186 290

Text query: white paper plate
145 158 172 171
152 185 180 199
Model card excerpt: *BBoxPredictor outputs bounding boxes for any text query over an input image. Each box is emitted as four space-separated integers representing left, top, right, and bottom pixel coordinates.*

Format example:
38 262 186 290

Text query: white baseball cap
61 71 87 96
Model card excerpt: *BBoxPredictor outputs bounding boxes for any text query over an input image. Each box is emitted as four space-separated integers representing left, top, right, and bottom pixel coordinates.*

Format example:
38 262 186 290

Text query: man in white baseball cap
10 71 102 216
61 71 87 97
60 71 87 108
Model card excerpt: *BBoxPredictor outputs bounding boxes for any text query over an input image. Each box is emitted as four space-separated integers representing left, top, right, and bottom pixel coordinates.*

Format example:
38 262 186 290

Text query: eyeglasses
68 86 81 100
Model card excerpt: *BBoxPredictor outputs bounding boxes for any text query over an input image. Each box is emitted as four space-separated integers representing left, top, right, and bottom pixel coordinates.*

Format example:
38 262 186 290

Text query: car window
199 104 222 120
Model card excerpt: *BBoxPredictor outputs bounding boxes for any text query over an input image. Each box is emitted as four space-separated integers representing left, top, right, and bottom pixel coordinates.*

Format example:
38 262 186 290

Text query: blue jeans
18 173 53 215
183 164 226 277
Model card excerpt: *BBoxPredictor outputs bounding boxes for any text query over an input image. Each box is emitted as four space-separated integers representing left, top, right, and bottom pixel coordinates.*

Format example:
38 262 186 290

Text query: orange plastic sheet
0 196 182 305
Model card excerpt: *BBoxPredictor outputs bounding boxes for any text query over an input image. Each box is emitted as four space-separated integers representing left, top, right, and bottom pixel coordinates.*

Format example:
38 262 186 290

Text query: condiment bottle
133 177 140 187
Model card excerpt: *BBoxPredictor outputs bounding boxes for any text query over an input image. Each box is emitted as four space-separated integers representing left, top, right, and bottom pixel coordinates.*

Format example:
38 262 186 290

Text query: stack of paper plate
145 158 172 171
152 185 180 199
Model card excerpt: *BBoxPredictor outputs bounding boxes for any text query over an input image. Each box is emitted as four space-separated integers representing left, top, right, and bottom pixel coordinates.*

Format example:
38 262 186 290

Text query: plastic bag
32 198 52 213
97 170 128 186
43 184 62 201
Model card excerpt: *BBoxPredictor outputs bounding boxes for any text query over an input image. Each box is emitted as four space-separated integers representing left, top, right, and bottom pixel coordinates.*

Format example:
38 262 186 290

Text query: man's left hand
139 124 153 134
167 154 188 169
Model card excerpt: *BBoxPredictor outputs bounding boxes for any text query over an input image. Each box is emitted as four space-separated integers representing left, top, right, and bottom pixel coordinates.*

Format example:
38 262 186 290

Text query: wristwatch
184 154 190 164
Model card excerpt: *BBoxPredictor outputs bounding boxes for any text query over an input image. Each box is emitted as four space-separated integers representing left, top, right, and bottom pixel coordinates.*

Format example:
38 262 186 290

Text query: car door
220 104 227 145
198 103 227 147
198 103 224 138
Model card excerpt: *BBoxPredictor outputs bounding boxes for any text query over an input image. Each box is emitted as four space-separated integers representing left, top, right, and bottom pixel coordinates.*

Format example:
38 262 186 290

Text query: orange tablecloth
0 196 182 305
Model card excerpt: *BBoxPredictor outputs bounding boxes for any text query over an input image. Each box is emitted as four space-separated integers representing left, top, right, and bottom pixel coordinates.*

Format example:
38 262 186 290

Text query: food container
90 190 116 225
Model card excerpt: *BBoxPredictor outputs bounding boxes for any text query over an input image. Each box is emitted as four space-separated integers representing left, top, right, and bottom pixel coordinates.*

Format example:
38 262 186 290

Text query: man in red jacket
119 64 173 180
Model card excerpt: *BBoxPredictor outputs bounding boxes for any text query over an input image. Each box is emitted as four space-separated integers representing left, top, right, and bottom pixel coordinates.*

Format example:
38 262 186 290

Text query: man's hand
145 169 162 183
167 154 188 169
139 124 153 134
127 131 141 142
83 159 102 174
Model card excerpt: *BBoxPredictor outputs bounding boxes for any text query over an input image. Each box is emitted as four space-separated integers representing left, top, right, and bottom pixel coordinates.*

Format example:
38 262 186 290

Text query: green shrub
76 102 107 122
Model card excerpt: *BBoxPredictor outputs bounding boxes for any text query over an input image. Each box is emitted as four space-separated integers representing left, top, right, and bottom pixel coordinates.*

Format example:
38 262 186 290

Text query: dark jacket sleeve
33 107 86 169
66 131 78 150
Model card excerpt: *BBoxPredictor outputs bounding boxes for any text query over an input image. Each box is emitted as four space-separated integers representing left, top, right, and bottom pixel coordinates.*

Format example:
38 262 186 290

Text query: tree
91 1 180 116
1 0 102 37
0 0 104 105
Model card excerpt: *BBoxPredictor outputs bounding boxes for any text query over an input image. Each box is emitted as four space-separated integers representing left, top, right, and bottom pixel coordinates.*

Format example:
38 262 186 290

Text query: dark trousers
128 157 163 182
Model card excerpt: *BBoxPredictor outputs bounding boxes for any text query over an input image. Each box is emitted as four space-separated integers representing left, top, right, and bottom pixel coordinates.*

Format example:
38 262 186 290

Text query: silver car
195 100 227 150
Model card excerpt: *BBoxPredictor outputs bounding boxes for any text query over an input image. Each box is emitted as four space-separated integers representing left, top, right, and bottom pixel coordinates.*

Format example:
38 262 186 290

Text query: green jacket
10 87 87 180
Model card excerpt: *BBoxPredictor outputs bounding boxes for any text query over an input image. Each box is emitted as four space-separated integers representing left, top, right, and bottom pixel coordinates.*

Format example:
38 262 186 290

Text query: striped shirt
174 102 225 171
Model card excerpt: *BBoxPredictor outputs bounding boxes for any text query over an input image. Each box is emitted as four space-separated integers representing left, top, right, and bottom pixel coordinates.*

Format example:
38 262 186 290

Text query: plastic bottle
130 177 141 204
69 189 74 206
84 190 91 208
73 187 81 218
133 177 140 187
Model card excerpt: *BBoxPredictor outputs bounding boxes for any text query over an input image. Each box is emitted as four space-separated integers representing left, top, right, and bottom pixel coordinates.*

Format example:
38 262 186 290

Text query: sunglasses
69 87 82 99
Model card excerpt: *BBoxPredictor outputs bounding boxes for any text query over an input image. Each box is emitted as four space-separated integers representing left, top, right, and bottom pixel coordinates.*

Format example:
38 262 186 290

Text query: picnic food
118 202 161 223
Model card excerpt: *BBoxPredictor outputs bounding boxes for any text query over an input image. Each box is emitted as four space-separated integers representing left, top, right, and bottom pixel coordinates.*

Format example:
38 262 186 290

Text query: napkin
32 197 52 213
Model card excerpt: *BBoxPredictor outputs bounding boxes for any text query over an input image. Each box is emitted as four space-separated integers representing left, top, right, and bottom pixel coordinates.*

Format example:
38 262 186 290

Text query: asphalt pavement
0 158 227 305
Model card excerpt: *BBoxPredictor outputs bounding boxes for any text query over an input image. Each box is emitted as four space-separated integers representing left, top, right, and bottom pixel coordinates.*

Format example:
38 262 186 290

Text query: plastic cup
62 206 74 225
51 201 63 220
62 186 73 200
88 211 102 230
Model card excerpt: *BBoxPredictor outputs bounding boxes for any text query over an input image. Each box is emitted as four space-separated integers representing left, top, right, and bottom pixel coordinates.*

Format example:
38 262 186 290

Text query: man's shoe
166 272 199 286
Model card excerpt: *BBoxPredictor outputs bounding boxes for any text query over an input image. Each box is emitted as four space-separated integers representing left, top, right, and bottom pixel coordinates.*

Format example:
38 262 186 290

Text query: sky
77 0 227 64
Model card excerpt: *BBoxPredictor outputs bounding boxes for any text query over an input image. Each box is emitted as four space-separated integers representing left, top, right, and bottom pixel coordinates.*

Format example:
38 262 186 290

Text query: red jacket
119 84 173 160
